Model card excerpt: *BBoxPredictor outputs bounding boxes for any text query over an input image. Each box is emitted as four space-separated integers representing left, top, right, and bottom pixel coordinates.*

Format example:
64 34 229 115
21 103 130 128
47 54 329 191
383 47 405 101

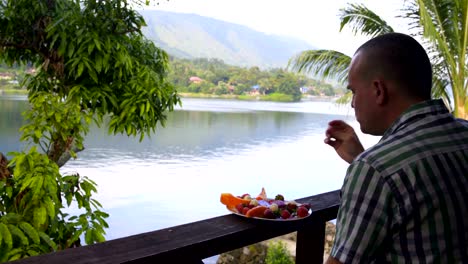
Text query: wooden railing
11 190 340 264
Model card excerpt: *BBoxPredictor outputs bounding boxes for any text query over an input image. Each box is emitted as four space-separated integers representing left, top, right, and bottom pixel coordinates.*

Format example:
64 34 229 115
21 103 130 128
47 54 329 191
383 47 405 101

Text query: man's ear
373 79 388 105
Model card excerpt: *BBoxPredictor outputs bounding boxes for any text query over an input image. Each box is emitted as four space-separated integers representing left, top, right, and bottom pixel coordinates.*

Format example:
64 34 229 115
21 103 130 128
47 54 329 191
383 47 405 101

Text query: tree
0 0 179 261
288 1 468 119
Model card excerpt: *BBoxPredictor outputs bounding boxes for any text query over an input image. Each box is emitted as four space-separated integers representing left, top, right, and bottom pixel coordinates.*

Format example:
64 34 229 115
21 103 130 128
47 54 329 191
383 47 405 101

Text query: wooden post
296 220 326 264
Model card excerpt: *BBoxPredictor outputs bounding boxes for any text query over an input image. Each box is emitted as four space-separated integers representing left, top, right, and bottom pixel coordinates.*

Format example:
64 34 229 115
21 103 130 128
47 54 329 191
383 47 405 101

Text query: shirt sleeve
330 160 394 263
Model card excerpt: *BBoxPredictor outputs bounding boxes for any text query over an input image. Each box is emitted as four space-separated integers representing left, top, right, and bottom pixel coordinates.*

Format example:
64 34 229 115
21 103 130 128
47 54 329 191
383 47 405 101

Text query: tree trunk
454 95 467 120
0 152 12 179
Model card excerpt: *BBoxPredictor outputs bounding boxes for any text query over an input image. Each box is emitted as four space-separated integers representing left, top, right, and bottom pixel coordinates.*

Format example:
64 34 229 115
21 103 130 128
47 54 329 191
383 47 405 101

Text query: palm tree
289 1 468 119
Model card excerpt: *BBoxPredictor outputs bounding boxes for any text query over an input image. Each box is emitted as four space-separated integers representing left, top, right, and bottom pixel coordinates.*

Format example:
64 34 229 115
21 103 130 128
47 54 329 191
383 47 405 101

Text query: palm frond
334 90 353 105
287 50 351 84
408 0 468 118
432 74 451 105
339 4 394 37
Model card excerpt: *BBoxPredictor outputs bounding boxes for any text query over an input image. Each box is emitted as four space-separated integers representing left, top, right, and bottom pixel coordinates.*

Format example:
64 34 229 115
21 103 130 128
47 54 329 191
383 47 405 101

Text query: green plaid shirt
331 99 468 263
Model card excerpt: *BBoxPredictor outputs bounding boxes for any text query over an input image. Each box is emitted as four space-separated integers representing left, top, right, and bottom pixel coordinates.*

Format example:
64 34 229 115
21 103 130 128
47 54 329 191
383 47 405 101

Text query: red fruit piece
235 203 245 213
241 193 252 199
242 207 250 215
263 209 276 219
280 210 291 219
297 206 309 218
287 202 297 212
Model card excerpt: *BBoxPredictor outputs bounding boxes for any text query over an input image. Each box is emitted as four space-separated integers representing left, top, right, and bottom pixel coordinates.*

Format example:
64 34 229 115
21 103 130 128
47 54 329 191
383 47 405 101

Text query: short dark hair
356 32 432 100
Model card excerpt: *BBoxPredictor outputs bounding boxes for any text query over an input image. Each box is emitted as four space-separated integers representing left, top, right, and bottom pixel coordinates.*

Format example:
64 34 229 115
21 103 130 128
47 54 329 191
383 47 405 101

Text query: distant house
26 68 37 74
0 72 14 80
299 86 310 94
249 84 260 95
189 76 203 84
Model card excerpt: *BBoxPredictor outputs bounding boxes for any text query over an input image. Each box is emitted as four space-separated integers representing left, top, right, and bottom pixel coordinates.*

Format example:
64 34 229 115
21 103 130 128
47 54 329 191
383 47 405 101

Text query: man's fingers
328 120 350 129
324 137 339 148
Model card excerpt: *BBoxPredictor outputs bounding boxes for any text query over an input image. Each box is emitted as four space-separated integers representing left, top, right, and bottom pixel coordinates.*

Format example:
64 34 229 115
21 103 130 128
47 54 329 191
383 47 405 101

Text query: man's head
348 32 432 135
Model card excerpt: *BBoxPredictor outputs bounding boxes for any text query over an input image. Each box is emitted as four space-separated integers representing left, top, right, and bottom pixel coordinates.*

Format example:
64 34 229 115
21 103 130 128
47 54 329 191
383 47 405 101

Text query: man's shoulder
354 138 398 174
359 115 468 173
456 117 468 127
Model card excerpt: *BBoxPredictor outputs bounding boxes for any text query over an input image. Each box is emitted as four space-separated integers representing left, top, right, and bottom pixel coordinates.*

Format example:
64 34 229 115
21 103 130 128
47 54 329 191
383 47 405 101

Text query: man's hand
324 120 364 164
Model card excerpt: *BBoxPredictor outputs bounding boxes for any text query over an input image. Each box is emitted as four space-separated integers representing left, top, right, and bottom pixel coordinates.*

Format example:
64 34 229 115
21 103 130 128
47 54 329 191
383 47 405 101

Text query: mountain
138 10 315 69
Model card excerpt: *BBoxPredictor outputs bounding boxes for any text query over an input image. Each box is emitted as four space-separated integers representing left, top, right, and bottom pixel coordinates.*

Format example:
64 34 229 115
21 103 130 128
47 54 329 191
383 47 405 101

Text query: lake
0 96 380 244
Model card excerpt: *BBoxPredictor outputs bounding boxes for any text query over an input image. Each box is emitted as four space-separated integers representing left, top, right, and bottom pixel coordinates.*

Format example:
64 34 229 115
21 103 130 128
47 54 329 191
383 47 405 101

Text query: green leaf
38 232 57 251
58 33 67 55
140 104 145 116
26 249 40 257
68 41 76 57
31 176 45 201
44 197 55 218
34 130 42 140
33 207 47 227
54 113 61 122
93 38 102 51
8 224 29 246
339 4 394 37
0 223 12 251
93 229 105 243
66 229 83 248
84 230 93 245
1 213 22 224
288 49 351 85
19 222 40 245
77 62 84 78
6 186 13 198
19 177 35 194
90 199 103 208
65 191 73 207
87 42 95 54
7 248 23 261
89 69 98 84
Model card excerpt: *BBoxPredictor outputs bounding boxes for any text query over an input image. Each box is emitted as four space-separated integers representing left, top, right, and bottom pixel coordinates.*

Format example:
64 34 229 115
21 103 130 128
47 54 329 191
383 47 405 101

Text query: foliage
406 0 468 119
168 57 343 101
0 0 179 261
265 241 294 264
339 4 394 37
0 147 108 261
261 93 295 102
288 50 351 85
288 0 468 119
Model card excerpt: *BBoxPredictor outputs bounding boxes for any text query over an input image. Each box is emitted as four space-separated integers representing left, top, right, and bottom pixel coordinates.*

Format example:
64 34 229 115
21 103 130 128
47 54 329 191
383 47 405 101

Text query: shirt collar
381 99 450 141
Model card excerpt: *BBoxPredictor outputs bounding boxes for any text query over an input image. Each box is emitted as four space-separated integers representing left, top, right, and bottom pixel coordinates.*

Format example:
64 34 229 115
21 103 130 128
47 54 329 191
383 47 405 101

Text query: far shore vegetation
1 57 345 102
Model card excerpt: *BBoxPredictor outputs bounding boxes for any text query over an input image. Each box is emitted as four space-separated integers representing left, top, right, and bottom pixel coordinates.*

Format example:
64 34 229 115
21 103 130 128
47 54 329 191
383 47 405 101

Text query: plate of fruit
220 187 311 221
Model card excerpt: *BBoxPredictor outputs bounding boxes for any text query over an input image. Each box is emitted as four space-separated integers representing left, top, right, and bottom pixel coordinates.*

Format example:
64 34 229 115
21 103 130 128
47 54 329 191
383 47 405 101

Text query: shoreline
0 90 340 103
178 92 339 102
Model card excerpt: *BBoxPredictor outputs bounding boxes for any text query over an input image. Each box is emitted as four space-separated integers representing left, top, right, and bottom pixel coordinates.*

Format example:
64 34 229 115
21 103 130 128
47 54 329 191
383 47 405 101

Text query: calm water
0 96 380 242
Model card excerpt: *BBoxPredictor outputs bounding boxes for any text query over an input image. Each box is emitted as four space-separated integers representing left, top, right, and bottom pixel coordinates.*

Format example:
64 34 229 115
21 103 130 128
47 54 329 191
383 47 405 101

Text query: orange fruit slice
220 193 250 208
245 206 268 218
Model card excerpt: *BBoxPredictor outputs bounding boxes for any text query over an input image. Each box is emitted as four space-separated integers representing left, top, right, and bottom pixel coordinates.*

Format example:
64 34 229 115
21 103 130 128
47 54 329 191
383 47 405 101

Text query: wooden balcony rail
11 190 340 264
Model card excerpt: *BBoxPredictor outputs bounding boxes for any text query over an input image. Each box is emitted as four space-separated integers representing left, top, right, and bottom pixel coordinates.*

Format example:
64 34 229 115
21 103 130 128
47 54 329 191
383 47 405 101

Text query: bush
261 93 295 102
265 241 294 264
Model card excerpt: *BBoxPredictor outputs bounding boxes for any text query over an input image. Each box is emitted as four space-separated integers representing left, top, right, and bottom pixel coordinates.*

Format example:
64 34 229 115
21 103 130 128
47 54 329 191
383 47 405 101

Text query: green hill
138 10 315 69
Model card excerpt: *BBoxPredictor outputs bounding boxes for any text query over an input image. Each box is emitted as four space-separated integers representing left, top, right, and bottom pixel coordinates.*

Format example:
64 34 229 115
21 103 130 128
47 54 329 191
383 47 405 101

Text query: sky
146 0 412 56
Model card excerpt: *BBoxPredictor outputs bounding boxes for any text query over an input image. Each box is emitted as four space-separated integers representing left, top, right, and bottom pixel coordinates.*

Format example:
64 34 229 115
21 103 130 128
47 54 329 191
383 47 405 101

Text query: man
324 33 468 263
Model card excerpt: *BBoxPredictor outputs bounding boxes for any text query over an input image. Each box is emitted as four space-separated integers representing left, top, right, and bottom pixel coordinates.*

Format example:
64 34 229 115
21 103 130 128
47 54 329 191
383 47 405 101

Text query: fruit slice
245 206 268 218
220 193 250 209
256 187 267 200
